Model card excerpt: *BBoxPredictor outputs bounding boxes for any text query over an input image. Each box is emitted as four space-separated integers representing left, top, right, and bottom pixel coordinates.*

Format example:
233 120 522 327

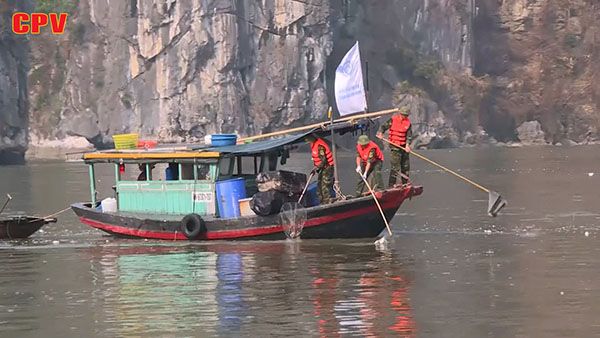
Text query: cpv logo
12 13 68 34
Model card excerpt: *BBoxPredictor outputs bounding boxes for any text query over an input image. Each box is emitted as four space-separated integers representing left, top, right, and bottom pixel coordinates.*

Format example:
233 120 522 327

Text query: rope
28 206 72 223
333 182 347 201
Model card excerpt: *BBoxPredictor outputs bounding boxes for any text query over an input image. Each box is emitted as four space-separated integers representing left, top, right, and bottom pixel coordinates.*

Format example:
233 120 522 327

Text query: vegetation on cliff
35 0 77 14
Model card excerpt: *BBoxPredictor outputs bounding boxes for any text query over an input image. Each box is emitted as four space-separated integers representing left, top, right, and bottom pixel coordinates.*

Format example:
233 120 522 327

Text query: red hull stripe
80 189 413 240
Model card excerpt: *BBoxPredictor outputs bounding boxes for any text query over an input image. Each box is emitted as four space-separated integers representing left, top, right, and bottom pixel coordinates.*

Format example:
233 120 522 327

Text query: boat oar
379 137 507 217
358 173 393 236
0 194 12 214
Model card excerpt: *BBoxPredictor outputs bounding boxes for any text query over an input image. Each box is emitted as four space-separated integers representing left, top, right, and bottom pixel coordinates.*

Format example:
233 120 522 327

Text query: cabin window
136 163 155 181
180 164 194 180
237 156 261 175
197 163 212 180
219 157 235 177
114 163 156 181
114 161 216 182
165 163 179 180
258 152 280 172
218 156 263 179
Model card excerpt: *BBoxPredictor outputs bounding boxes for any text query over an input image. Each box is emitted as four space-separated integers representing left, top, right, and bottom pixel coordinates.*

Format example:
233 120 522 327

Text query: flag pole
365 60 370 113
328 106 343 198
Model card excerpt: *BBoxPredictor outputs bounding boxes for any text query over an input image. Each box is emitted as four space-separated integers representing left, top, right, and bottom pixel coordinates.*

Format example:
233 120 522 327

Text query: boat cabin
82 131 318 219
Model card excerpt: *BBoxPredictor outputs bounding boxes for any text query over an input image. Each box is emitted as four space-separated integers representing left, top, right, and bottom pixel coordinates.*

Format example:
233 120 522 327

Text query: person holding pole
305 134 335 204
377 106 412 186
355 135 384 196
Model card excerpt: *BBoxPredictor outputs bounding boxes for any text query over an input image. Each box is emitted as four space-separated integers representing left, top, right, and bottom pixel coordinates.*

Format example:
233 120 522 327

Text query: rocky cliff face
27 0 485 149
472 0 600 144
10 0 600 156
0 0 31 163
29 0 332 147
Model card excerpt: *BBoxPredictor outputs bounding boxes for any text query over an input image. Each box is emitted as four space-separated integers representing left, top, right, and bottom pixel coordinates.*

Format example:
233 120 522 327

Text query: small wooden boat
72 186 422 240
0 216 57 239
72 122 423 241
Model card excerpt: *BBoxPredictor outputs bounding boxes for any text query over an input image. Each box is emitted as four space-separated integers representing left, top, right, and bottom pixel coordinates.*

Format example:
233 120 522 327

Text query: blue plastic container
304 181 336 207
216 177 247 218
211 134 237 147
165 164 179 180
305 182 320 207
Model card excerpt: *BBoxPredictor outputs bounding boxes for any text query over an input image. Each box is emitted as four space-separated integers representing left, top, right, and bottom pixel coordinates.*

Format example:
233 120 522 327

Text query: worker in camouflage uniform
305 134 335 204
355 135 384 196
377 107 412 186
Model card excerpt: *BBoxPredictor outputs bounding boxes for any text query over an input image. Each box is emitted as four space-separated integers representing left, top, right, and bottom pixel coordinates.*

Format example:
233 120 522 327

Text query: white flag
334 41 367 116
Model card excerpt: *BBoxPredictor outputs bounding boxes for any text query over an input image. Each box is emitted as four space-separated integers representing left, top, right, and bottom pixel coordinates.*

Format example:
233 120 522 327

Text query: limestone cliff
473 0 600 144
0 0 31 163
29 0 332 147
11 0 600 156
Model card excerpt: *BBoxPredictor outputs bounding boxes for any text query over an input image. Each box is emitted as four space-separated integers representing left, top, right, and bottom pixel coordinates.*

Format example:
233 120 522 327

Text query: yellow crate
112 133 139 150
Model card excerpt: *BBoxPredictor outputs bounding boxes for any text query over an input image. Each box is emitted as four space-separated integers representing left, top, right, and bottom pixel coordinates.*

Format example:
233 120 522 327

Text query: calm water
1 146 600 337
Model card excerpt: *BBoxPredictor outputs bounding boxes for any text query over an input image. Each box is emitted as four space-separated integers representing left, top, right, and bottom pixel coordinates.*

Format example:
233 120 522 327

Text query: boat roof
192 130 314 155
83 121 362 163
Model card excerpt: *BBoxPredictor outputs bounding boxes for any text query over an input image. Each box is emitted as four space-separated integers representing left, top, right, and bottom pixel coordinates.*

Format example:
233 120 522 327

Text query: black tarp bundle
250 171 306 216
256 171 307 194
250 191 299 216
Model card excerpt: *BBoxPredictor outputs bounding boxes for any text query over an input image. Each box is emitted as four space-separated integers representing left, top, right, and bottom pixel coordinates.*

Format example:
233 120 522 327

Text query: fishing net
280 202 307 239
488 191 507 217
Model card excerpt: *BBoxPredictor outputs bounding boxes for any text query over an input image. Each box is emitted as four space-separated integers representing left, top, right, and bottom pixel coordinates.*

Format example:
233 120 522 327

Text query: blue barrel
305 182 319 207
165 164 179 180
304 181 337 207
216 177 247 218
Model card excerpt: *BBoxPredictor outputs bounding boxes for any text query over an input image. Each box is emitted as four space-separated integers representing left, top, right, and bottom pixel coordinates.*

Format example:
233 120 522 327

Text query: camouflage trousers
389 147 410 187
356 161 384 196
317 166 334 204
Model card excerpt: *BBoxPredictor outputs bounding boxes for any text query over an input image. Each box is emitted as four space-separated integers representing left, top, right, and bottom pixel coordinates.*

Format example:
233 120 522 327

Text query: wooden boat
0 216 57 239
71 123 423 241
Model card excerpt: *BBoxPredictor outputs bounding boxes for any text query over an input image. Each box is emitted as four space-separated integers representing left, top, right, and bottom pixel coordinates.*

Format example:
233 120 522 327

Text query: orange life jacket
357 141 384 164
311 138 334 167
389 115 411 146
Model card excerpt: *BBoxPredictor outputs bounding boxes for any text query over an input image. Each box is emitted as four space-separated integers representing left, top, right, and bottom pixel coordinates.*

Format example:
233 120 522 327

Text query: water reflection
2 146 600 336
312 251 415 337
216 253 245 335
84 241 414 336
0 250 41 334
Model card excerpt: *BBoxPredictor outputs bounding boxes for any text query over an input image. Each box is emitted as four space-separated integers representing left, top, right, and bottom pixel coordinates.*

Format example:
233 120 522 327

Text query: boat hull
72 185 423 241
0 216 57 239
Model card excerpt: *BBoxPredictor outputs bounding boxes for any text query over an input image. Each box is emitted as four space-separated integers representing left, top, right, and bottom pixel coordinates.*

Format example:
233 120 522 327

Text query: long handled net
280 202 307 239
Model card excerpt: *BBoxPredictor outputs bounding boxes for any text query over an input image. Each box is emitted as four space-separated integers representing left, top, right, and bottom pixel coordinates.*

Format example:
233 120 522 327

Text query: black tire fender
181 213 206 240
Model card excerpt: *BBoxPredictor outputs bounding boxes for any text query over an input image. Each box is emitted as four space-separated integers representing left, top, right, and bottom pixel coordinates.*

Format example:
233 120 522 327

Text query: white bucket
101 198 117 213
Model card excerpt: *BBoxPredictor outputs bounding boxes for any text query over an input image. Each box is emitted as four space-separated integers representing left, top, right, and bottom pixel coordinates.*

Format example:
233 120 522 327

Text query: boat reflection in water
88 241 415 336
310 247 415 337
215 252 245 335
